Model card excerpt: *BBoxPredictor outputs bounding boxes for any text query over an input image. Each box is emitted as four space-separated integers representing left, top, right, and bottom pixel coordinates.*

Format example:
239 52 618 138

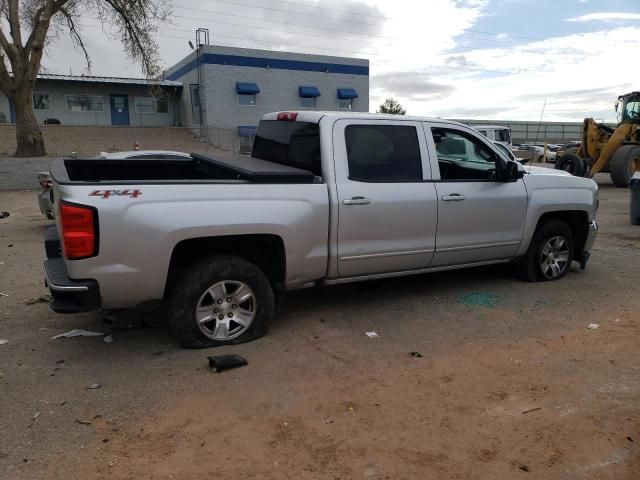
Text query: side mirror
504 161 524 180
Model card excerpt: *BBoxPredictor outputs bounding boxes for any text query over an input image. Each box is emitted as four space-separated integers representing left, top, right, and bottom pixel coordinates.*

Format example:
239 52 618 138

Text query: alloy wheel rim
539 236 570 279
195 280 256 340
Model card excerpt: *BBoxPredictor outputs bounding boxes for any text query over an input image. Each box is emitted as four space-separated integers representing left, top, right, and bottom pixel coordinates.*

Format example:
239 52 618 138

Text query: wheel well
165 235 286 297
537 211 589 259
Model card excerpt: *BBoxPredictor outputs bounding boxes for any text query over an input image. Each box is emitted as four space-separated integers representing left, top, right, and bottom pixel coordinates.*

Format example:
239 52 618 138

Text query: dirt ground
1 172 639 479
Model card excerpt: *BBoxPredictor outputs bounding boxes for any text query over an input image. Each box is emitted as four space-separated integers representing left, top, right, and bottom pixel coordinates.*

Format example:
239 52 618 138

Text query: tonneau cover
191 153 316 182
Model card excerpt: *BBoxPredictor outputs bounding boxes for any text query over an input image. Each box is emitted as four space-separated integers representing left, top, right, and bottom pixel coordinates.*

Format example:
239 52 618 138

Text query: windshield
621 95 640 124
252 120 321 175
495 129 511 143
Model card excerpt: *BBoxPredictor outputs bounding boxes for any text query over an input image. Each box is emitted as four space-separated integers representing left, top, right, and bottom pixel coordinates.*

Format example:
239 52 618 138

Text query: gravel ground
0 172 639 479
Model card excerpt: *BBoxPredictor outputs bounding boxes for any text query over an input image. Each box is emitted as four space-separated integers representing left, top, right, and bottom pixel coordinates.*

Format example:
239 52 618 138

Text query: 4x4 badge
89 189 142 199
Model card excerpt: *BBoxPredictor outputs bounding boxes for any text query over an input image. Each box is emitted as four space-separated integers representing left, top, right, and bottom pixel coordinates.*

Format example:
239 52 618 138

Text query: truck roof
261 111 468 127
472 125 511 130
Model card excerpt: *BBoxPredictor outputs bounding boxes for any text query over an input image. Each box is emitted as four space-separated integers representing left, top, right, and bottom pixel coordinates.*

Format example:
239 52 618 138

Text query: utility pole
195 28 210 140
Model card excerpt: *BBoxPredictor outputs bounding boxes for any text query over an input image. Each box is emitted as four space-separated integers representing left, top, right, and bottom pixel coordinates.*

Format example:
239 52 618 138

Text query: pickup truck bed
52 153 317 184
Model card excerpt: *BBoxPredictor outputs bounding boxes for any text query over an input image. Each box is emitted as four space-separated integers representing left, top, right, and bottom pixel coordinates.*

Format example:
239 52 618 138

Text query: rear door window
252 120 321 175
345 125 423 182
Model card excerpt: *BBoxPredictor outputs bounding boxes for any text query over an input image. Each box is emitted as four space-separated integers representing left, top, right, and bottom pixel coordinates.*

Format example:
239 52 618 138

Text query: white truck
44 112 599 348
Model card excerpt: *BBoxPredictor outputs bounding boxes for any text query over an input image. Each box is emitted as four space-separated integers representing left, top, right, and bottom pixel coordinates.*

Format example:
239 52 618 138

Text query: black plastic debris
0 212 9 219
208 354 248 373
409 351 424 358
518 465 530 472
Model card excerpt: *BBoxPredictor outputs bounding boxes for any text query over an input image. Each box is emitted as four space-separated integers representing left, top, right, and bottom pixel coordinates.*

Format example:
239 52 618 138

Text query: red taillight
277 112 298 121
59 202 98 260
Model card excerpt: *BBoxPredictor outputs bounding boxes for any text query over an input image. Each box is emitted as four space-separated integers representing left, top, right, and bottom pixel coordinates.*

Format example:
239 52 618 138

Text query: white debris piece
0 339 8 345
51 329 105 339
587 323 600 330
103 335 114 343
365 331 379 338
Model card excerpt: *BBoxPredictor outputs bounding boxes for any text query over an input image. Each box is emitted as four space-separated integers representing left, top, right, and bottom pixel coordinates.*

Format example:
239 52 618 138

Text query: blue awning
238 125 257 137
298 86 321 98
337 88 358 99
236 82 260 94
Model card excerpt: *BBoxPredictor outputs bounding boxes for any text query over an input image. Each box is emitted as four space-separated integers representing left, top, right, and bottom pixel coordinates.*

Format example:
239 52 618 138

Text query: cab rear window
252 120 321 176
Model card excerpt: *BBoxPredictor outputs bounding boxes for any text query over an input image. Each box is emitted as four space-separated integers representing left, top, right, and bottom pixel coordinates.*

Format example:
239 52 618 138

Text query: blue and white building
163 44 370 150
0 45 369 152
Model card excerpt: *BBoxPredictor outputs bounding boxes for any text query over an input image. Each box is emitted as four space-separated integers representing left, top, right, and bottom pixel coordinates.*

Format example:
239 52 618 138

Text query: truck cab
473 125 513 148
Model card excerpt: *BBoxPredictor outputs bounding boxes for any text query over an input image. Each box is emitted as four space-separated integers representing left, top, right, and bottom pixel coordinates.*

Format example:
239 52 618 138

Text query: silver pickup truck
44 112 598 348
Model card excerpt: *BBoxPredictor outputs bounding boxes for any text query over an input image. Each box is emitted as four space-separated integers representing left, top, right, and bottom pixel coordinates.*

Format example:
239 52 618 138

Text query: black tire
555 153 586 177
609 144 640 188
515 220 574 282
168 255 274 349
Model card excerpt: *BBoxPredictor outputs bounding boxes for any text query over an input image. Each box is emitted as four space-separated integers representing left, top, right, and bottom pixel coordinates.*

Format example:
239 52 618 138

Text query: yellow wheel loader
556 91 640 187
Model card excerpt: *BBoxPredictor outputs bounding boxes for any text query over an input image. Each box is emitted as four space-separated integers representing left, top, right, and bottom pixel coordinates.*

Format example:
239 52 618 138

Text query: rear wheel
555 153 586 177
609 144 640 187
168 255 274 348
516 220 574 282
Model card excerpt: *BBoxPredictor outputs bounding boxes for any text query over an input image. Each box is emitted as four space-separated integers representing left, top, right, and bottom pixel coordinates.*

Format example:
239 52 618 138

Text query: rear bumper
43 226 100 313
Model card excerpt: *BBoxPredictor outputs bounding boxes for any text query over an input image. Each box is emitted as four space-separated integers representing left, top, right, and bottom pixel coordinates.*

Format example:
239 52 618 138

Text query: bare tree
0 0 169 156
377 97 407 115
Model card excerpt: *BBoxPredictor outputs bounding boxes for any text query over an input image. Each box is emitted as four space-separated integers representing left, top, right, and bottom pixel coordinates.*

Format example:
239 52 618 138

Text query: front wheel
168 255 274 348
515 220 574 282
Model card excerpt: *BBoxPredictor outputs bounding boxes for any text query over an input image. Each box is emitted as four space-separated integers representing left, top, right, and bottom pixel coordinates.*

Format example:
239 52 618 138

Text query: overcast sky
40 0 640 121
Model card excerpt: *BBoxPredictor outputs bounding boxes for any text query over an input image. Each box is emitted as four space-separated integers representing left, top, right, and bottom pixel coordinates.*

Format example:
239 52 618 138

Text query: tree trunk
13 84 46 157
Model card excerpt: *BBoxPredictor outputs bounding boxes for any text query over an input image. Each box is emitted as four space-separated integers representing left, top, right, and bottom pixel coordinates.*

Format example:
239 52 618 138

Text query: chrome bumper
583 221 598 252
578 221 598 270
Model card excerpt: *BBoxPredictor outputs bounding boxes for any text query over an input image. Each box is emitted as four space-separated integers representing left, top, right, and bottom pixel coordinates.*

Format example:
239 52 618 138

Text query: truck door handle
442 194 466 202
343 196 371 205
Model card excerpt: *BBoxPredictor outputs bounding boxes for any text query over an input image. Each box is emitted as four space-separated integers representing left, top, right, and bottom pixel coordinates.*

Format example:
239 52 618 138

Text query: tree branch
7 0 21 48
24 0 60 82
0 51 14 95
56 6 90 70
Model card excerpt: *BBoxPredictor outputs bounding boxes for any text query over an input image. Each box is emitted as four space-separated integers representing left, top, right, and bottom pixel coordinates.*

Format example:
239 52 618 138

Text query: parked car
37 150 191 219
556 141 582 159
519 144 557 163
43 112 598 348
38 172 54 219
493 141 529 164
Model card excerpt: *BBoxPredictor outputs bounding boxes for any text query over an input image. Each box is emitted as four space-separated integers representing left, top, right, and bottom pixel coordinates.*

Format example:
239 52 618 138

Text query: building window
338 99 353 111
300 97 316 109
190 84 200 124
66 95 104 112
33 93 51 111
238 94 257 106
134 96 169 114
236 82 259 107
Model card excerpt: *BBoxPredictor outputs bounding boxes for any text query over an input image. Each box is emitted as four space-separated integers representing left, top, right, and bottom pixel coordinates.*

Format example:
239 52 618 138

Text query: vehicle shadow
277 263 515 325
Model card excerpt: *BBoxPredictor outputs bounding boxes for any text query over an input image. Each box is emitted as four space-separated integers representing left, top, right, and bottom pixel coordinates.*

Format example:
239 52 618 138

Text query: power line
173 1 551 43
175 0 391 21
171 13 397 41
173 2 385 28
